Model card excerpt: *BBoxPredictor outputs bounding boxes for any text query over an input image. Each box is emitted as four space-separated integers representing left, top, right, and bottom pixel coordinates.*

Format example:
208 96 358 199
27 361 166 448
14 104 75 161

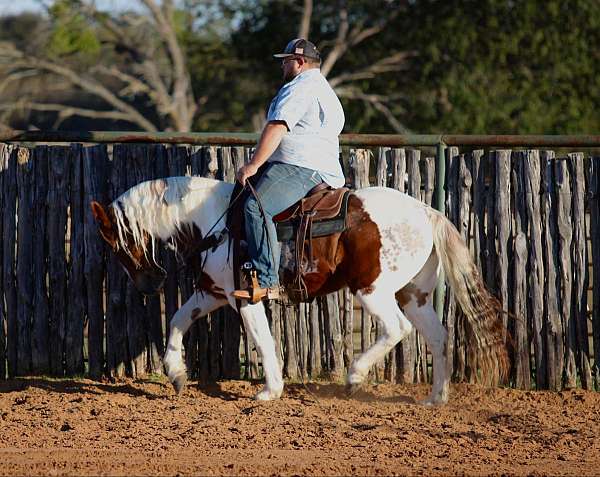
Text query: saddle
226 168 351 303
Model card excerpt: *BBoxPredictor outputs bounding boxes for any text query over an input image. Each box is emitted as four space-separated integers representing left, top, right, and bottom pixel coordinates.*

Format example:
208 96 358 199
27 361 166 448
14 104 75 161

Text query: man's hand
236 162 259 185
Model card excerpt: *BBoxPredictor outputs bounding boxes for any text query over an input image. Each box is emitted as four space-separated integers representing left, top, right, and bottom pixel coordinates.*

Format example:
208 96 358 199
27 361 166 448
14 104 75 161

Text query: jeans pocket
310 170 323 185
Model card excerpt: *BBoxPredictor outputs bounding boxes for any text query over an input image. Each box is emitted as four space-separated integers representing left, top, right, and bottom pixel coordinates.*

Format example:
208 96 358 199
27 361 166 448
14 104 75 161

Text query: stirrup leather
231 270 280 304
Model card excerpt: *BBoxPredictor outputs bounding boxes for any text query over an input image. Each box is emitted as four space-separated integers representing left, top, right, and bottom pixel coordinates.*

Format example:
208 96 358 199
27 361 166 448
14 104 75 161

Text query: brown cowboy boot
231 269 280 304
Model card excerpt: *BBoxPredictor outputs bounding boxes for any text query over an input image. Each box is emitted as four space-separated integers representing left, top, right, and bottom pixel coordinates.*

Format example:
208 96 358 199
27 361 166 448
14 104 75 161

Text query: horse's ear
90 201 116 242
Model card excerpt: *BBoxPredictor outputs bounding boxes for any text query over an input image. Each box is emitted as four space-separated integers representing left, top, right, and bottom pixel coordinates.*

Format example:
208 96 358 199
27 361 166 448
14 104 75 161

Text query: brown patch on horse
395 283 429 308
296 194 382 299
191 308 202 321
195 271 225 298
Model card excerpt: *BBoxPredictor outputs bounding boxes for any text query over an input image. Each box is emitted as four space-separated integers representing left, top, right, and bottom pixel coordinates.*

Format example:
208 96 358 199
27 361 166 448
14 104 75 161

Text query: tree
0 0 198 131
226 0 412 132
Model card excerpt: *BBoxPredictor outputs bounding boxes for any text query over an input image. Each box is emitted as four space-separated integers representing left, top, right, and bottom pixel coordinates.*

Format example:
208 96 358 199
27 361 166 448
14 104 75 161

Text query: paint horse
90 176 509 405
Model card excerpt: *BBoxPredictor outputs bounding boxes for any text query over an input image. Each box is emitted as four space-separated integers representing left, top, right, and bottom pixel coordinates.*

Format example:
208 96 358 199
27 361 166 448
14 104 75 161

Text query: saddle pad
275 190 352 242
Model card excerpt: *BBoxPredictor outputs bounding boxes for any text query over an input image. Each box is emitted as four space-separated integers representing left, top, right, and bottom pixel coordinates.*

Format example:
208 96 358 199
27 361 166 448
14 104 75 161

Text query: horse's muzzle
135 270 167 296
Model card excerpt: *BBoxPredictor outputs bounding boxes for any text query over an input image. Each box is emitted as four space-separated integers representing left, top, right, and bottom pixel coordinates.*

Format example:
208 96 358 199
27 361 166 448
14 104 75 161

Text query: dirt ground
1 377 599 476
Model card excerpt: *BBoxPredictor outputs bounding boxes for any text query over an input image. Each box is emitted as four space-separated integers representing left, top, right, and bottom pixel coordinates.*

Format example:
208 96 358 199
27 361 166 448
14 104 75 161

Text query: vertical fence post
435 141 447 324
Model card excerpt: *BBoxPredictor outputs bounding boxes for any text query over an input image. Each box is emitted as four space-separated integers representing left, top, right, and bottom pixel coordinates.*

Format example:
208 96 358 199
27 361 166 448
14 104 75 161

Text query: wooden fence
0 142 599 391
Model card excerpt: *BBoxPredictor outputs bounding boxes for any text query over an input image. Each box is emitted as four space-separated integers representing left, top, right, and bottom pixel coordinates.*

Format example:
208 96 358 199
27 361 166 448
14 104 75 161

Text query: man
232 38 346 302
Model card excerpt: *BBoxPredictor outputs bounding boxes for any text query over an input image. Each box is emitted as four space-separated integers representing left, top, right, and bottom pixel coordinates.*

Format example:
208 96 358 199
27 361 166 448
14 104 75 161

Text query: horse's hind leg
164 292 227 394
347 290 413 393
401 252 449 405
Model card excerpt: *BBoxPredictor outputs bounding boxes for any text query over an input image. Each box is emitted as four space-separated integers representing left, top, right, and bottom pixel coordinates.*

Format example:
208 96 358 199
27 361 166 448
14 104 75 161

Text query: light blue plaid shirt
267 69 345 188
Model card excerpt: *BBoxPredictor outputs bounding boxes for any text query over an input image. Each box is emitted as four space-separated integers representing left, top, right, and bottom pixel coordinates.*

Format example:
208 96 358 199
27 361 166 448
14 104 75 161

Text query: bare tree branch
328 52 412 88
336 87 408 133
298 0 313 39
321 8 401 79
141 0 196 130
320 7 349 78
0 70 38 95
0 101 143 127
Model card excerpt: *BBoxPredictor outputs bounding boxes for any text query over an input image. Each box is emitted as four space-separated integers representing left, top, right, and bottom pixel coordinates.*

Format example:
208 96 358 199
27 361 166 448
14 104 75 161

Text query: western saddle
226 177 351 303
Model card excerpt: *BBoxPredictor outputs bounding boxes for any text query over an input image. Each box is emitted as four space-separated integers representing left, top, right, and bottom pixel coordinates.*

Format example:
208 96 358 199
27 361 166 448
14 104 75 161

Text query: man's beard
283 70 295 83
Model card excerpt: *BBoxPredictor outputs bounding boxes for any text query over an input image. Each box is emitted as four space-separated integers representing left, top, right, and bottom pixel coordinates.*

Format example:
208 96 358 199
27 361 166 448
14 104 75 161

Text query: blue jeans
244 162 323 288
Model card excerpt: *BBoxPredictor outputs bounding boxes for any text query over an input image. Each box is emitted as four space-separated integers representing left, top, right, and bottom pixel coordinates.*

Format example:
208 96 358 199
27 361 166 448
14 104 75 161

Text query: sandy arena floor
1 377 599 476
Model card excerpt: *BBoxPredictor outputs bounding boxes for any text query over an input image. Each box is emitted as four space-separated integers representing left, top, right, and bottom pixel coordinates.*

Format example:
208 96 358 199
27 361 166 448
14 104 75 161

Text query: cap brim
273 53 294 58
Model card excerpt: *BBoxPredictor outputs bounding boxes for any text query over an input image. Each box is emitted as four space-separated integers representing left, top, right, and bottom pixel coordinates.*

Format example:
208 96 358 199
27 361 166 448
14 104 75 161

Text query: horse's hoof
345 383 362 397
172 373 187 395
418 396 446 407
255 388 282 401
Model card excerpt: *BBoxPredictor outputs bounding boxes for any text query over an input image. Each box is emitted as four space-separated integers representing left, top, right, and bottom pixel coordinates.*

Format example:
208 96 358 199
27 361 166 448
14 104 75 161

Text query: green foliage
399 0 600 134
47 0 100 61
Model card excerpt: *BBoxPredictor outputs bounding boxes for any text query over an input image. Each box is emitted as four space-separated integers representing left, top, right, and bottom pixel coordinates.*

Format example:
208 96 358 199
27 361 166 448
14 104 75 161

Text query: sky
0 0 146 15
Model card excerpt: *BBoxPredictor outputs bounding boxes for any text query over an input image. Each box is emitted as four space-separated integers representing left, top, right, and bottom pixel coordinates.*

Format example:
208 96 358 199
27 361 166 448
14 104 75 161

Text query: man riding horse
232 38 345 303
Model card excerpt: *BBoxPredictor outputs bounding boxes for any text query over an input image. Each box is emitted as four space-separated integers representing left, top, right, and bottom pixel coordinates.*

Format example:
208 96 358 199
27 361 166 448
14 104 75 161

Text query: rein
171 184 247 275
171 179 277 284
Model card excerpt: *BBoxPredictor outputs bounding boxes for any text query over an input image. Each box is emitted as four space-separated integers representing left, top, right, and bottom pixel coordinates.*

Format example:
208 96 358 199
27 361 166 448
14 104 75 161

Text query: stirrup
231 269 280 304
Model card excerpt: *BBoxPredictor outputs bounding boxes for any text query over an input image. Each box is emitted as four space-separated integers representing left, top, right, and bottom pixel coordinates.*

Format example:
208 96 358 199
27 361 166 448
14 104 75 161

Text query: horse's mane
110 176 231 264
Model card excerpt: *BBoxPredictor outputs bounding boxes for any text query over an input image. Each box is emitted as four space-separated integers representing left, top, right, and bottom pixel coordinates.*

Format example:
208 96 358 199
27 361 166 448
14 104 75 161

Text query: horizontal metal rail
2 130 600 147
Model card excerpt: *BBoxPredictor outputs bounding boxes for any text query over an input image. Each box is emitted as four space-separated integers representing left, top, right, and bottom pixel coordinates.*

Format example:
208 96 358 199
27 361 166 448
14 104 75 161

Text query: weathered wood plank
298 303 309 378
0 144 6 379
444 147 461 381
376 147 390 188
123 144 153 377
2 145 17 377
470 151 486 289
16 147 34 375
308 298 321 377
406 149 422 382
65 144 85 375
511 152 530 389
589 156 600 390
458 151 474 382
342 289 354 374
105 144 130 378
523 150 545 389
83 144 109 379
494 150 511 338
221 308 241 380
31 146 50 375
389 148 406 192
423 156 435 207
47 146 70 376
143 145 167 375
209 312 222 380
322 293 344 380
555 158 576 389
568 153 591 389
350 149 371 189
541 151 562 390
484 153 497 293
283 304 298 379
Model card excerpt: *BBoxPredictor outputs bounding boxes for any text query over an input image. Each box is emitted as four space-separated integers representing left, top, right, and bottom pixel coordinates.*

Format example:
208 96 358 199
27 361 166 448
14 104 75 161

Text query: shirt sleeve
267 82 310 131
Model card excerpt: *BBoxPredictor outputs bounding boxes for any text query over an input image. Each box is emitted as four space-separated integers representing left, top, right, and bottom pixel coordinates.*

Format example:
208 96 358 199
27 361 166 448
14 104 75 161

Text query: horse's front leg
164 292 227 394
239 302 284 401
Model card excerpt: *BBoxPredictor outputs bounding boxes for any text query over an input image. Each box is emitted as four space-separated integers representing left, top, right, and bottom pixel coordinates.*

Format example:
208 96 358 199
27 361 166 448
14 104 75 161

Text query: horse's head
90 201 167 295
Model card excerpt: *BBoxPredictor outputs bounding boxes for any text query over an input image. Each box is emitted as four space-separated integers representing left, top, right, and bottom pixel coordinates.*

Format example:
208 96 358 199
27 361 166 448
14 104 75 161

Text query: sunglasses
281 56 301 66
